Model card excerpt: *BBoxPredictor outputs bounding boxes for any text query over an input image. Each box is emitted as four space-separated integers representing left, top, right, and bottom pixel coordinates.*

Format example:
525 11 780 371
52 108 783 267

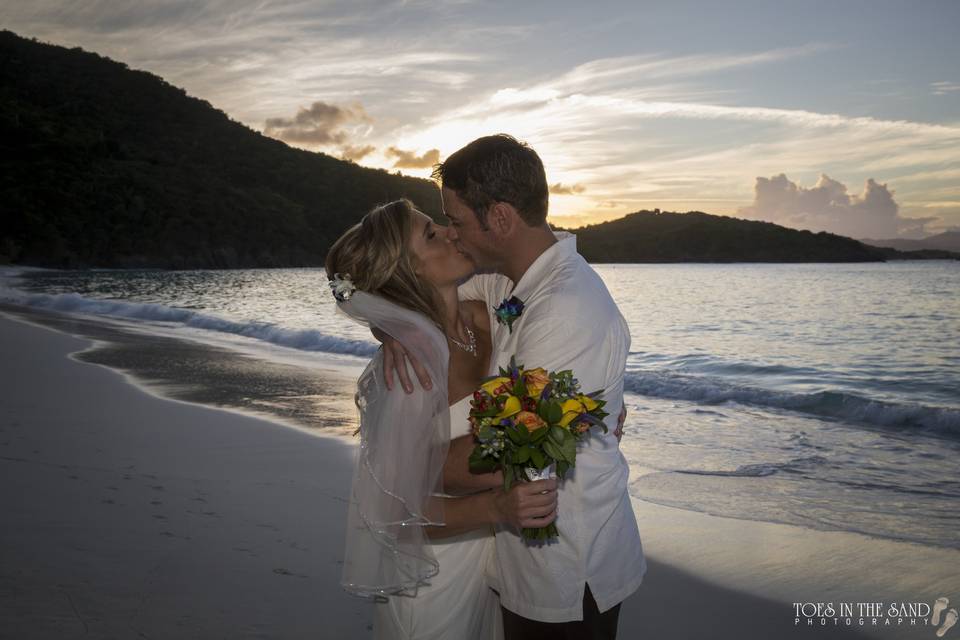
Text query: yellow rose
515 410 547 432
496 395 522 419
481 376 512 397
524 368 550 398
577 394 600 412
558 398 585 428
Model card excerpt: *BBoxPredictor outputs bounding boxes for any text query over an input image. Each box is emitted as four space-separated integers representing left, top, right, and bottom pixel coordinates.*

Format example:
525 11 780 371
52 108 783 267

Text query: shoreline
1 304 956 638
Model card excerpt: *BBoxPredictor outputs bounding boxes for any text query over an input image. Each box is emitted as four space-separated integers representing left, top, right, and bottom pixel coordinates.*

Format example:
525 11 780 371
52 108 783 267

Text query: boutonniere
493 295 525 333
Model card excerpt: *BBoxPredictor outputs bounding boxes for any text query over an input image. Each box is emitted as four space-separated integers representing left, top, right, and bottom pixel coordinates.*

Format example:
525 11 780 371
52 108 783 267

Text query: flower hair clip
330 273 356 302
493 295 524 333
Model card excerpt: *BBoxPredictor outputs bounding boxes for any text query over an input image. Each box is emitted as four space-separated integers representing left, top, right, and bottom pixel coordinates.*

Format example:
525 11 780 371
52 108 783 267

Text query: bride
325 198 558 640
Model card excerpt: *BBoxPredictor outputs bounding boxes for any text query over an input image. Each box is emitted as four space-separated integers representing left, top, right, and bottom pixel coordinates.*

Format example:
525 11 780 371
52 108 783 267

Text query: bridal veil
336 289 451 599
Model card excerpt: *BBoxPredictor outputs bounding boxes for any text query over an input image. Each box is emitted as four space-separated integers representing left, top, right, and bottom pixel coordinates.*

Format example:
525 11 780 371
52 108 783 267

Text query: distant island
2 30 956 269
562 211 959 263
861 231 960 254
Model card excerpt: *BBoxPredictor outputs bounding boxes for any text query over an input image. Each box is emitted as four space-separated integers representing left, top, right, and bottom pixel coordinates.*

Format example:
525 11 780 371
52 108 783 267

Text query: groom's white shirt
458 231 646 622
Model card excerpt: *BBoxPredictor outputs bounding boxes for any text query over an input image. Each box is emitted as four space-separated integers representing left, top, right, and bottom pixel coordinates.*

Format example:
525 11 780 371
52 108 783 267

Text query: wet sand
2 306 954 639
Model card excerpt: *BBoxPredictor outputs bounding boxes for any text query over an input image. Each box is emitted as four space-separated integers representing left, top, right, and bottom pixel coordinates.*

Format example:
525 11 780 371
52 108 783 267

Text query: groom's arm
442 434 503 494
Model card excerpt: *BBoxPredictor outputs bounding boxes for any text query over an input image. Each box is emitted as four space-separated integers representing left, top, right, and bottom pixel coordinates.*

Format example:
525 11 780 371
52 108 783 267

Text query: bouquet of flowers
468 357 609 540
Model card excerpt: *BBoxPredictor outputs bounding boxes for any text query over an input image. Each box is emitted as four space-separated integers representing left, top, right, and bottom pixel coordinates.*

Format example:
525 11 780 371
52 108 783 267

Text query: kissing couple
326 134 646 639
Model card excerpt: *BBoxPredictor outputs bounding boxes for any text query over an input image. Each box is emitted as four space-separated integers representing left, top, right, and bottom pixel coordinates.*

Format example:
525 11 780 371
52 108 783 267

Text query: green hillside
568 210 906 262
2 30 952 268
0 30 441 269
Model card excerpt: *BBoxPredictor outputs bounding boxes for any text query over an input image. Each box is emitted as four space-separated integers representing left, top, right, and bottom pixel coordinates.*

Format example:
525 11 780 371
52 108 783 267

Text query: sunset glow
4 1 958 238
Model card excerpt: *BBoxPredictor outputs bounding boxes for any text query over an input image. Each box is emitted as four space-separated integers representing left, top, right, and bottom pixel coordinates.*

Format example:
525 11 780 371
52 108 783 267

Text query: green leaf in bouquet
515 446 531 463
546 401 563 425
549 425 566 445
542 439 562 463
506 423 526 445
469 448 499 473
561 432 577 463
556 460 570 478
537 401 551 422
478 424 496 441
529 425 549 443
529 448 545 469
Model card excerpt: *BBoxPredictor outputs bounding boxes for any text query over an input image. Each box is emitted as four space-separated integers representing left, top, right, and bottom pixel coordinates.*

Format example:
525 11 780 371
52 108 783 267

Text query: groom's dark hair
431 134 549 229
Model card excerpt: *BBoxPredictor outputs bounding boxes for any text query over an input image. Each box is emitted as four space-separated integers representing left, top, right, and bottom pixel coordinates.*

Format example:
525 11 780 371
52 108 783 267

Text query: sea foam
0 285 378 357
625 370 959 437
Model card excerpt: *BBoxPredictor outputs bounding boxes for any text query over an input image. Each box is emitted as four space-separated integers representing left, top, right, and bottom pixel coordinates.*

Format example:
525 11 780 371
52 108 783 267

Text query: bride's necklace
447 324 478 358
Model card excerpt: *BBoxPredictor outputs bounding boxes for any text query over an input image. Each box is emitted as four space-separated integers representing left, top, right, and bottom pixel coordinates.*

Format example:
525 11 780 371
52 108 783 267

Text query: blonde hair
325 199 446 330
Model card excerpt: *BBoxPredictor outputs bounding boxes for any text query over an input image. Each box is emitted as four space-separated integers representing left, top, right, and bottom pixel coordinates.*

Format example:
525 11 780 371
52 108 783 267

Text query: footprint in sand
934 598 951 626
159 531 191 540
937 609 958 638
272 568 307 578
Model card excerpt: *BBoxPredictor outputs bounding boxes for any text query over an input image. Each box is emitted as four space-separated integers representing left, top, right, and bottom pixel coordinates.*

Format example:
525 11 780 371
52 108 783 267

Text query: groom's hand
372 328 433 393
493 479 558 530
615 404 627 442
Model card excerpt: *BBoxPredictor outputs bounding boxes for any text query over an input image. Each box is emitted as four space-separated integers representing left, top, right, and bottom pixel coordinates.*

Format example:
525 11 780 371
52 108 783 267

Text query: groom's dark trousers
500 584 621 640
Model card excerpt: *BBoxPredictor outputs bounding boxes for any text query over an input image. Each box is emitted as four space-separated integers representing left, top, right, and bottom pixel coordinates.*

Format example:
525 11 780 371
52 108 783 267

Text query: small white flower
330 273 356 302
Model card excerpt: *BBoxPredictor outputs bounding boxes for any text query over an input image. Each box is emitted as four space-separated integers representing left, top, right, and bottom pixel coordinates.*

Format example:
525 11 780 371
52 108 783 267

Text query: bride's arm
442 435 502 494
372 274 493 393
424 478 557 540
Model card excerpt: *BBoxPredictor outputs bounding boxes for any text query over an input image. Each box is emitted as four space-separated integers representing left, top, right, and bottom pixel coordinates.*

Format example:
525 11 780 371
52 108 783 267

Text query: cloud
263 101 370 146
386 146 440 169
931 81 960 96
549 182 586 195
547 43 837 94
339 144 376 162
736 173 938 239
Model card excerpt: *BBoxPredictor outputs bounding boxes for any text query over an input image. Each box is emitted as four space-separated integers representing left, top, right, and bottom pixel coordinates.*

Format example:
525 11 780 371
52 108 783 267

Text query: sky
3 0 959 238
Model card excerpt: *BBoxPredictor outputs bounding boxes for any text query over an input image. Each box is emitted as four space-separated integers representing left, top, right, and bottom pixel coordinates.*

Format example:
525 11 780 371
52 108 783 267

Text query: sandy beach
2 306 957 639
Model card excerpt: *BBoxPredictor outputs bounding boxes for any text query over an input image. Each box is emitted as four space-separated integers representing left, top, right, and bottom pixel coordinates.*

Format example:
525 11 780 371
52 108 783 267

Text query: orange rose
515 410 547 432
524 368 550 398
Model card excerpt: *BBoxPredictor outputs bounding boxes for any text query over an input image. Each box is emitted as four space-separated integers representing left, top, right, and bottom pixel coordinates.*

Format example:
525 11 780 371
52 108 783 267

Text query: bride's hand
492 479 558 529
372 327 433 393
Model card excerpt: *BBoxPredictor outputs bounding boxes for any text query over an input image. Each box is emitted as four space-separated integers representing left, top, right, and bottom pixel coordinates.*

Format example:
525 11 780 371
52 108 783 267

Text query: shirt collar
508 231 578 302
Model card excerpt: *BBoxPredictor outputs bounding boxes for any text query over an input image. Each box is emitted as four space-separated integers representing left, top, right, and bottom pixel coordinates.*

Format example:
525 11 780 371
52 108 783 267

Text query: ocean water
2 261 958 550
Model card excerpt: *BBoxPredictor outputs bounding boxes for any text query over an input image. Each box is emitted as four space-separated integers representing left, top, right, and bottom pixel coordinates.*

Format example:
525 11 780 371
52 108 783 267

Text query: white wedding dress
373 396 503 640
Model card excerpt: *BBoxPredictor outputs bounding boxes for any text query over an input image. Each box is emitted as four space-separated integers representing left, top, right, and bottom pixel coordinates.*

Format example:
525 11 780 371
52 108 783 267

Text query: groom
385 134 646 638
